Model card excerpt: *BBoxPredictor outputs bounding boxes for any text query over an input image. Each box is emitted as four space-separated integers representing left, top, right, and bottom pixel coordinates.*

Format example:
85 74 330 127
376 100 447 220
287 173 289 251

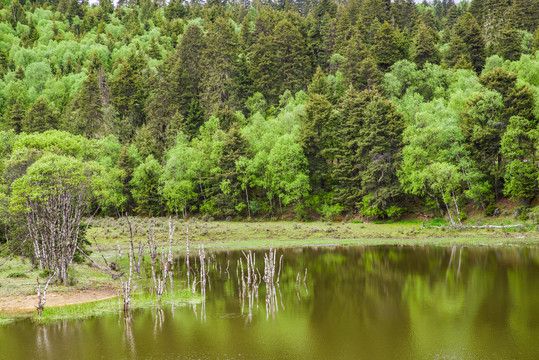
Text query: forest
0 0 539 240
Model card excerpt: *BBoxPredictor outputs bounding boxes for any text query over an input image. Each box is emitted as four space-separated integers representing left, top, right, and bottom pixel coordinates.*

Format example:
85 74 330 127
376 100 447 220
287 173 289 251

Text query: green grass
0 313 17 326
86 217 539 254
35 290 200 324
0 258 118 297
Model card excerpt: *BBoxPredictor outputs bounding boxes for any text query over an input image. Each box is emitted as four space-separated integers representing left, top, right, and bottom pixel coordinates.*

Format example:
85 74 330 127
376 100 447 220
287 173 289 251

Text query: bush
527 206 539 224
39 269 50 278
318 202 344 220
7 272 28 278
515 205 530 221
385 206 406 220
359 194 384 220
485 202 499 216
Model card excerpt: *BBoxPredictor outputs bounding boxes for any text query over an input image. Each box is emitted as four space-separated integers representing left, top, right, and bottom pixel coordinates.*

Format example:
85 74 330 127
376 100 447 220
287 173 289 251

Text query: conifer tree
450 13 485 73
214 125 250 216
200 17 239 114
497 21 522 61
23 97 58 133
178 23 205 97
68 69 104 137
342 31 381 90
110 56 146 133
332 88 404 213
300 93 336 193
412 23 440 67
373 21 407 71
4 100 25 134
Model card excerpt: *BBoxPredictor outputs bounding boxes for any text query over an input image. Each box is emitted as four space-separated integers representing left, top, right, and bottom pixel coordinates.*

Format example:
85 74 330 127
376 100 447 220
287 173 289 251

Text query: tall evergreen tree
68 69 104 137
412 23 440 67
373 21 408 71
300 93 336 193
450 13 485 73
4 101 25 134
342 31 381 90
178 23 206 97
200 17 239 114
23 97 58 133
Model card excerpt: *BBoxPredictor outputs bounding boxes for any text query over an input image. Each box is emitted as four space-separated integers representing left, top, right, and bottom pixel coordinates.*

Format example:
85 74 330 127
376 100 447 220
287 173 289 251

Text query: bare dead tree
198 245 206 297
36 272 56 316
120 215 135 312
147 219 165 300
185 226 190 290
12 155 106 286
166 217 175 294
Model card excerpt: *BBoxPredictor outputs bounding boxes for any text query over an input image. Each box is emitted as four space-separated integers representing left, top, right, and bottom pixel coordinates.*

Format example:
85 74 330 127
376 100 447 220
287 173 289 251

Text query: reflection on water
3 245 539 360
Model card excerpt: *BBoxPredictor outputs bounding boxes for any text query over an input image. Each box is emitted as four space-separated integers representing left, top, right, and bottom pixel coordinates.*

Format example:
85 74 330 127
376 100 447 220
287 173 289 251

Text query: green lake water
2 245 539 359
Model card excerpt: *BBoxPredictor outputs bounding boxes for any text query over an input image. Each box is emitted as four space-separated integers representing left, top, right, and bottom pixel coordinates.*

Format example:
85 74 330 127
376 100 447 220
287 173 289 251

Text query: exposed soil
0 287 117 314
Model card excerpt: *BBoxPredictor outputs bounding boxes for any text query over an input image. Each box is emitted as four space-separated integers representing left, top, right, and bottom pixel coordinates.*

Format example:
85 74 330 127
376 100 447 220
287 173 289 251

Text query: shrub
385 206 406 220
318 202 344 220
7 272 28 278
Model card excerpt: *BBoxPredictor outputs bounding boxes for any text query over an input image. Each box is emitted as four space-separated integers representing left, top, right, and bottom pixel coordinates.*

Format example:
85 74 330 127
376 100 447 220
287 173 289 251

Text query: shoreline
0 287 118 314
2 219 538 316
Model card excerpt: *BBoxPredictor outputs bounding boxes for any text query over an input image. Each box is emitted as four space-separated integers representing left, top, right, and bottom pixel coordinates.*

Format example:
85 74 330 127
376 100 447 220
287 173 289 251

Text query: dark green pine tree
67 0 84 23
200 17 239 114
68 68 104 137
332 86 370 210
145 56 193 155
183 99 205 140
9 0 26 26
420 8 439 31
99 0 114 14
342 31 382 91
479 67 536 126
497 20 522 61
373 21 407 72
533 27 539 53
510 0 535 31
178 23 205 97
0 48 7 76
308 66 334 101
389 0 418 34
469 0 485 27
451 13 485 73
354 92 405 212
15 66 25 80
300 93 336 193
116 145 136 211
23 97 58 133
334 1 362 52
4 100 26 133
146 37 162 60
271 18 312 99
21 21 39 47
445 33 468 68
483 0 511 46
360 0 390 31
412 23 441 67
460 91 505 197
214 125 250 216
444 5 459 31
110 55 146 134
231 54 255 113
333 88 405 214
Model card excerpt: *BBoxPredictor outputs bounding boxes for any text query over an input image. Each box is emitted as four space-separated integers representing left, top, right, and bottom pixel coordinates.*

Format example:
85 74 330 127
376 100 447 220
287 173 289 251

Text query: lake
2 245 539 359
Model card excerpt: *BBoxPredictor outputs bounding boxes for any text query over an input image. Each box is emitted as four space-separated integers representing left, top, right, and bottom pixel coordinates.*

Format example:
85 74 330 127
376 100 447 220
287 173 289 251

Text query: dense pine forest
0 0 538 235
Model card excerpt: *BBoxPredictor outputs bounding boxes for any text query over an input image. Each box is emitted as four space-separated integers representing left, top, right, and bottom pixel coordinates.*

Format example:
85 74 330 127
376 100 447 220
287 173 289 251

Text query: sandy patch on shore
0 287 118 314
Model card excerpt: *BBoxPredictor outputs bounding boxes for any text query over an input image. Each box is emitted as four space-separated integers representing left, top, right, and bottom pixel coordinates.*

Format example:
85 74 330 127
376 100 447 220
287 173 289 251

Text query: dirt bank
0 287 117 314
